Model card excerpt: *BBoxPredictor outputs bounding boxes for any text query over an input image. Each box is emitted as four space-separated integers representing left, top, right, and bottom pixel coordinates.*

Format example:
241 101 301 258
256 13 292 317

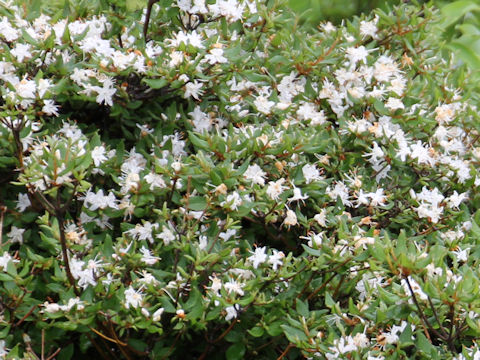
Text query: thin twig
210 319 238 344
41 329 45 360
0 205 5 247
143 0 160 42
57 214 79 296
404 275 446 342
86 333 112 360
276 343 294 360
14 304 37 327
427 295 449 339
46 348 61 360
89 326 128 346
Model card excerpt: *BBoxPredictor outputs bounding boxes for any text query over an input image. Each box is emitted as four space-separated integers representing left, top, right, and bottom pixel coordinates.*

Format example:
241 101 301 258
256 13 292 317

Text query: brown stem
404 276 446 342
14 304 37 327
296 272 315 299
57 214 79 296
46 348 61 360
107 322 132 360
276 343 294 360
306 273 336 301
160 331 183 360
207 222 226 253
143 0 160 42
427 295 449 339
41 329 45 360
197 344 212 360
210 319 238 344
86 333 112 360
0 205 5 247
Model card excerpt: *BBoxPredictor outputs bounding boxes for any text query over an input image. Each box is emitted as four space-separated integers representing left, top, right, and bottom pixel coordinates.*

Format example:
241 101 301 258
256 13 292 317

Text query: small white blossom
248 246 267 269
124 286 144 309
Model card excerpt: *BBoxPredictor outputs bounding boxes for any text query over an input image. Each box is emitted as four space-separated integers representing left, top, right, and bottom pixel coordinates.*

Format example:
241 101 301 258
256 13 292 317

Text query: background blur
287 0 407 26
286 0 480 79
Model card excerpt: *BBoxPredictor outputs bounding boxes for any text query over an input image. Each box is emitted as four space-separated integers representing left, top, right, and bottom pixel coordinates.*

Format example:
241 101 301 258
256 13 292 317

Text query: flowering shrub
0 0 480 359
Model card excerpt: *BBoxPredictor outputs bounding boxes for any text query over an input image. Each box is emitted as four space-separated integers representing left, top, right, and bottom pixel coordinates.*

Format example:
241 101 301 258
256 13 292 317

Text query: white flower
287 187 309 205
268 250 285 271
327 181 352 207
313 210 328 227
184 80 204 100
16 193 31 212
138 270 159 286
266 178 287 200
248 246 267 269
42 100 59 116
300 232 324 248
208 275 222 296
243 164 266 186
156 225 176 245
152 308 164 321
140 246 161 265
92 83 116 106
368 188 387 206
302 164 323 184
225 304 240 321
145 172 167 190
435 103 456 124
446 191 468 209
283 209 298 227
11 43 32 62
321 21 336 33
254 95 275 115
126 222 159 243
221 191 243 210
345 46 370 67
385 97 404 111
205 48 227 64
452 247 469 263
0 252 17 271
91 146 108 167
7 226 25 244
43 302 61 313
83 189 118 211
360 16 378 39
224 278 245 296
124 286 143 309
353 332 370 348
401 276 427 301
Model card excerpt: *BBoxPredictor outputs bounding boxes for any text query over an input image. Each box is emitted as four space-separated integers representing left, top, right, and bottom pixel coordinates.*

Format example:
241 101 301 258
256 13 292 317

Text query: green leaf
281 324 308 343
188 196 207 211
142 78 168 89
266 321 283 336
188 132 210 150
128 338 148 352
416 332 435 355
440 0 480 28
296 299 309 318
226 342 245 360
447 41 480 70
57 344 74 360
247 326 264 338
127 0 147 11
301 244 321 256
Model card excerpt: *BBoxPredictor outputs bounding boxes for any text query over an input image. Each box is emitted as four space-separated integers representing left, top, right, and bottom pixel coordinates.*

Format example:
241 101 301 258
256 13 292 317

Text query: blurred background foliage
287 0 406 26
287 0 480 80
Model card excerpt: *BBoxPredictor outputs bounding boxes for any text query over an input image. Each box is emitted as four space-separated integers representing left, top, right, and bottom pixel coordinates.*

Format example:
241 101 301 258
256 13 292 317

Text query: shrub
0 0 480 359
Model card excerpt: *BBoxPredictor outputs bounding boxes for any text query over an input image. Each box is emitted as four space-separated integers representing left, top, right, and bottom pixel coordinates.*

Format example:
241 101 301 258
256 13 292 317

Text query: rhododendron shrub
0 0 480 358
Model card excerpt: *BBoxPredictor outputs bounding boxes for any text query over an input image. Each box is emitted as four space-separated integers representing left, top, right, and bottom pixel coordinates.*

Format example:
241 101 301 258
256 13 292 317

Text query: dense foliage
0 0 480 359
